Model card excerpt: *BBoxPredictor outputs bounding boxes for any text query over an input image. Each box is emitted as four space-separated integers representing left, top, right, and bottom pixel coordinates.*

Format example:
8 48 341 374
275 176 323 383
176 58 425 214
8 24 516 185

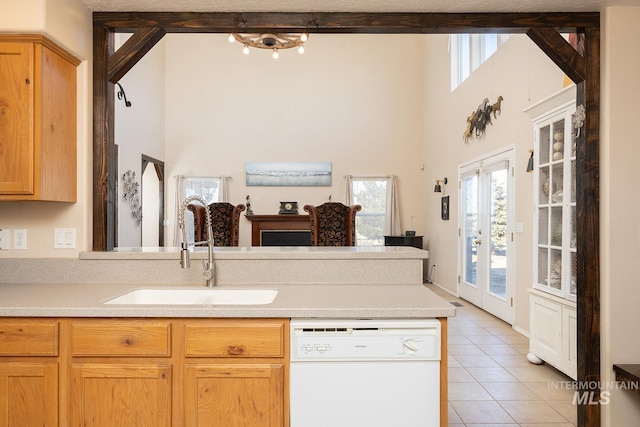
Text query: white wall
115 35 166 247
601 6 640 426
421 34 566 331
162 34 427 247
0 0 92 258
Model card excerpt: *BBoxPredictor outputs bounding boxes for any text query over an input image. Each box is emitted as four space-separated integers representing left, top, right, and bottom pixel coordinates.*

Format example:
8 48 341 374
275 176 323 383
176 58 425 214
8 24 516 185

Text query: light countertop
0 282 455 319
79 245 429 260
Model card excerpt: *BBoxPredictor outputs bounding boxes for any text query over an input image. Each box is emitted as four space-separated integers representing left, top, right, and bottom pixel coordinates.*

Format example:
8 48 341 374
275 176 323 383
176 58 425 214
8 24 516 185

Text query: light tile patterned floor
426 285 577 427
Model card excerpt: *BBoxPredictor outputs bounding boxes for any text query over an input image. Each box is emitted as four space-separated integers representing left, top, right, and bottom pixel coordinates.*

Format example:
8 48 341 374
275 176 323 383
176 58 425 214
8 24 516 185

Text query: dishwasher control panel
291 319 441 361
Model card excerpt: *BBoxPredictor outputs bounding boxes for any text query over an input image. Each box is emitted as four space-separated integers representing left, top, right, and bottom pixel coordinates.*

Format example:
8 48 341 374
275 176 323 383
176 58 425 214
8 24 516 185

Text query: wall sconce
526 150 534 172
116 82 132 107
434 177 448 193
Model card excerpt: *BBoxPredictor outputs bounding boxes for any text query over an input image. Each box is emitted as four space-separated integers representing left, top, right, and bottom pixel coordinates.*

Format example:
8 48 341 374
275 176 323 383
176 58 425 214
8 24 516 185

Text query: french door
458 149 515 324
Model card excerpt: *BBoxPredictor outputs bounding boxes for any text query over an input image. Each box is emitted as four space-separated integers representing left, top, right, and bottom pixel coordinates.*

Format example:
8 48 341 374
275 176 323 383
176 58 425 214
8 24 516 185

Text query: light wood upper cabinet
0 35 79 202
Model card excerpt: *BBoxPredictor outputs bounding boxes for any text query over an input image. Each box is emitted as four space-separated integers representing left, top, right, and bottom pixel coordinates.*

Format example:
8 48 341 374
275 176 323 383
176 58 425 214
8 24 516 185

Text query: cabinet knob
474 239 482 245
227 345 246 356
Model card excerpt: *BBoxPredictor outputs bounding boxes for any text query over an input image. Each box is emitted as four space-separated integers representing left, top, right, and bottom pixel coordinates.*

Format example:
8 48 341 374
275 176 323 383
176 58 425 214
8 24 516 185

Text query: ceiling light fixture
228 32 309 59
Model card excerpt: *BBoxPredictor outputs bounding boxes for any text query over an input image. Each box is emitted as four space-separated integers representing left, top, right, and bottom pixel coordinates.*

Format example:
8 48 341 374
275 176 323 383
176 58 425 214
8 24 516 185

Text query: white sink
104 289 278 305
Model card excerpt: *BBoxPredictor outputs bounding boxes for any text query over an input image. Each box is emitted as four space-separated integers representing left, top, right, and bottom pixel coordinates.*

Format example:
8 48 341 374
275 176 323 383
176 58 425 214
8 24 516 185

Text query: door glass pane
462 174 478 287
538 207 549 245
488 168 507 299
570 251 577 296
538 247 549 288
551 119 565 162
551 163 564 202
539 124 551 164
550 248 562 290
551 206 563 247
539 166 550 204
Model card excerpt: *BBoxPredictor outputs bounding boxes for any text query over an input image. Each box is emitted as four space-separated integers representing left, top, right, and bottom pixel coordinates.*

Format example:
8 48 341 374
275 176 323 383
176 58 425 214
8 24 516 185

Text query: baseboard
427 281 458 298
512 324 530 338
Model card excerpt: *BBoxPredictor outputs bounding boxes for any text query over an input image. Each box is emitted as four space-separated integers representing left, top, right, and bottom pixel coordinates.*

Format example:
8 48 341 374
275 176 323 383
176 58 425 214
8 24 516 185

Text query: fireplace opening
261 230 311 246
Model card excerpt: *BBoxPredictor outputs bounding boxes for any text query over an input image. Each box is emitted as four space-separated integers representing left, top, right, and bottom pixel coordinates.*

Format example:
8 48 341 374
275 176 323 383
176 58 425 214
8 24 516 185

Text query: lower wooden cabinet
0 319 59 427
184 364 284 426
70 363 172 426
0 317 288 426
0 362 58 426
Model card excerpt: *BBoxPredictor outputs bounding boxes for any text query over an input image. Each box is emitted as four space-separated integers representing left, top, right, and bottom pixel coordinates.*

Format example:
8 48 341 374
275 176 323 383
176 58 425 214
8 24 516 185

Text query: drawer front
0 319 59 356
185 320 284 358
71 320 171 357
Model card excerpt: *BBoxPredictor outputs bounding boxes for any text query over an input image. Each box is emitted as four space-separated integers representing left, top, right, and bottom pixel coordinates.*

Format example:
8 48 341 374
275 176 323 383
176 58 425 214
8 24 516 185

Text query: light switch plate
0 229 9 250
54 228 76 249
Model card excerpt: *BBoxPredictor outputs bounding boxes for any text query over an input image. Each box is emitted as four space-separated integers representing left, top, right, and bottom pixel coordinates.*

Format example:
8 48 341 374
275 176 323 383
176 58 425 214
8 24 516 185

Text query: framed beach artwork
246 162 332 186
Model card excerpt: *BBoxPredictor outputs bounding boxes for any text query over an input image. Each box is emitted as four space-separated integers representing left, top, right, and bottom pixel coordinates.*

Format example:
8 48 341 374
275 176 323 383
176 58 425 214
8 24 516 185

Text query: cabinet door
184 364 283 427
70 363 171 427
529 295 562 366
0 42 34 195
0 362 58 426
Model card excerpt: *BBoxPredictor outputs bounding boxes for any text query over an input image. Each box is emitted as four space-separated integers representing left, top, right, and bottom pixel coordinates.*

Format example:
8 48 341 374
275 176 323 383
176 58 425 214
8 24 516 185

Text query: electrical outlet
0 229 9 250
13 229 27 250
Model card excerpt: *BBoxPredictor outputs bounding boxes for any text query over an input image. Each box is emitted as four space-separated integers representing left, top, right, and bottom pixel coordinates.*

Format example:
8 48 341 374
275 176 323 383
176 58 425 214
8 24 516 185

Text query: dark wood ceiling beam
527 27 586 83
93 12 600 34
108 26 166 83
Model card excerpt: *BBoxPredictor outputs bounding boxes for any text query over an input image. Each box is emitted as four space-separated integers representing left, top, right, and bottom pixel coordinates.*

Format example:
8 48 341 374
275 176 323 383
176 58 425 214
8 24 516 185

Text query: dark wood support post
92 22 116 251
577 25 601 427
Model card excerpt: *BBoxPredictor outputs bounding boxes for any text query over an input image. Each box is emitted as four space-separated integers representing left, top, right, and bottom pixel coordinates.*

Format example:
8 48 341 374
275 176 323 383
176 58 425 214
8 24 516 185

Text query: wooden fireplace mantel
245 214 310 246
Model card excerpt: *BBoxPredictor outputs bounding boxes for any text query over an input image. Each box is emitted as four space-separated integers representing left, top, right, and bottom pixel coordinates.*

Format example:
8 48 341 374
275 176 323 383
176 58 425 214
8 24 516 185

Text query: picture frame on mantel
441 196 450 220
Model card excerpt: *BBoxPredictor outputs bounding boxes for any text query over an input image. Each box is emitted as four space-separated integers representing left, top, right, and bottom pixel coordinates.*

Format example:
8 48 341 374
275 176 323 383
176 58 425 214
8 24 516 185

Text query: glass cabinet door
532 98 576 301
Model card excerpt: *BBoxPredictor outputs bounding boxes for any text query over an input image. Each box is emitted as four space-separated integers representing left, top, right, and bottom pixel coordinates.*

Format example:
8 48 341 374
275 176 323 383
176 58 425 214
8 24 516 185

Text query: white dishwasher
290 318 441 427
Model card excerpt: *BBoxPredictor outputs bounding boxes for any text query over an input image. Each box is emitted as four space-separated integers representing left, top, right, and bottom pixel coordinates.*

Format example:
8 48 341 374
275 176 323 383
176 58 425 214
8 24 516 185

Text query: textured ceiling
82 0 613 13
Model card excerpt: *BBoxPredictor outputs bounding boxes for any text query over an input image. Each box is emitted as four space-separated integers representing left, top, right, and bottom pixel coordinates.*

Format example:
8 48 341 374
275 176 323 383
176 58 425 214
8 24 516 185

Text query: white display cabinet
524 85 578 380
527 84 577 301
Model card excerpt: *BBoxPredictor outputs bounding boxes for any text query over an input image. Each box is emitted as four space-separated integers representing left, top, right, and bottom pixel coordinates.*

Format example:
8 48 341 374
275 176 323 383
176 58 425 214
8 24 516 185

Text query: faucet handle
202 258 215 286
